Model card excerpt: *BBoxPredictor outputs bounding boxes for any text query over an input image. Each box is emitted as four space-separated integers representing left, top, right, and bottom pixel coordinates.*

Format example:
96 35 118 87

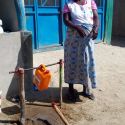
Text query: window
38 0 59 6
24 0 34 5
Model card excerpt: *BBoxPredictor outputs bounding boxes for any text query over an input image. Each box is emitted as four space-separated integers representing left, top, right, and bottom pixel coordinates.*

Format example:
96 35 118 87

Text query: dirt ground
61 41 125 125
33 39 125 125
0 40 125 125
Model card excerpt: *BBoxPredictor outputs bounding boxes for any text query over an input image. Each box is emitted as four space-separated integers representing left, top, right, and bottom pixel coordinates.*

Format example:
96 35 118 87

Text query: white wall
0 32 33 98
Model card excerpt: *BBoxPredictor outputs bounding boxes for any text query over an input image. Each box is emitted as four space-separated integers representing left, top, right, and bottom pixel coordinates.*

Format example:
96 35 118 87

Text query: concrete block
0 31 33 99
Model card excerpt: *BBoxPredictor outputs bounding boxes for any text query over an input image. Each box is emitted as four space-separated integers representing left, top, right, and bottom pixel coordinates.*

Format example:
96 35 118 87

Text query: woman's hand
90 28 98 40
93 30 98 40
92 9 99 40
75 25 86 37
63 13 86 37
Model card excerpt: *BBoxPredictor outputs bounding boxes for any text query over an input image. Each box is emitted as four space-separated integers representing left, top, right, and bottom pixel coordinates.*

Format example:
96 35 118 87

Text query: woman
63 0 99 101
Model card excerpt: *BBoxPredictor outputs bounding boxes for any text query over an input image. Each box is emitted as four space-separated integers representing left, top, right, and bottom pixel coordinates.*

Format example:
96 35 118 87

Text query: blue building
24 0 105 50
1 0 124 50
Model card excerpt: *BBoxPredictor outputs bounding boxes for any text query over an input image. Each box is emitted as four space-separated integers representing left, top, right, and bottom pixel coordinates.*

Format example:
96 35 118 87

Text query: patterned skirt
64 28 96 88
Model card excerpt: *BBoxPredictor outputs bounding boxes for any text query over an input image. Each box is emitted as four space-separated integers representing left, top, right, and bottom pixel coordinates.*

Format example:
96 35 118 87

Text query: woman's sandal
67 88 83 102
82 92 95 100
68 93 76 102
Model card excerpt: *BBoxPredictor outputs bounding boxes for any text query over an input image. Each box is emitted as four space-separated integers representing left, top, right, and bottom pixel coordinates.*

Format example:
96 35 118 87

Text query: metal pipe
9 62 60 74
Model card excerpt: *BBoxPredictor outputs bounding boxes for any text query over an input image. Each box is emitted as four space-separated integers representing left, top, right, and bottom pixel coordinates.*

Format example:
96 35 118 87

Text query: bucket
33 64 51 91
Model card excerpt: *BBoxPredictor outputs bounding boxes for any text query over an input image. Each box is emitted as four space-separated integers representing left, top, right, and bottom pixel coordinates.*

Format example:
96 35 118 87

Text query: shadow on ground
111 36 125 47
2 105 20 115
0 120 20 125
26 87 83 104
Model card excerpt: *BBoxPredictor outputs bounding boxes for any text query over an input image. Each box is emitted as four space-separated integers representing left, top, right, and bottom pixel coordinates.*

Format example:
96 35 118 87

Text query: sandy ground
0 41 125 125
33 41 125 125
61 42 125 125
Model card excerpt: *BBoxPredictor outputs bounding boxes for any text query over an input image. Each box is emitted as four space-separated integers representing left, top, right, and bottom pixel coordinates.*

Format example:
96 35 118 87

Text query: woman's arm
91 9 99 40
93 9 99 33
63 12 86 37
63 12 75 29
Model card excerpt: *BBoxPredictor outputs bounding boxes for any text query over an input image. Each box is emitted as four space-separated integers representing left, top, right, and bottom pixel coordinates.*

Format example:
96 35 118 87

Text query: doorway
112 0 125 47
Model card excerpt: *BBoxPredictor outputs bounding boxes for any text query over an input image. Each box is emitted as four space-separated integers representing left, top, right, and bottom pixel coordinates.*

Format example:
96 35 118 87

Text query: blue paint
14 0 26 30
96 0 106 42
26 13 36 49
37 14 60 47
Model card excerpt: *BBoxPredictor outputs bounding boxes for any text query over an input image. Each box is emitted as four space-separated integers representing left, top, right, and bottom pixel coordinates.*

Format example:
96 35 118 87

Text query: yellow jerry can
33 64 51 91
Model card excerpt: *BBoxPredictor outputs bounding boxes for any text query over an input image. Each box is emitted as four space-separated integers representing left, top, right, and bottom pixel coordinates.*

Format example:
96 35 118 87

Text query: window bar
28 0 30 5
55 0 56 6
41 0 42 6
42 0 47 6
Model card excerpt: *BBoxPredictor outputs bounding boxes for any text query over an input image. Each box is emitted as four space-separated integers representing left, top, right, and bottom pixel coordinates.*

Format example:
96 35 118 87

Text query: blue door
96 0 105 41
25 0 64 49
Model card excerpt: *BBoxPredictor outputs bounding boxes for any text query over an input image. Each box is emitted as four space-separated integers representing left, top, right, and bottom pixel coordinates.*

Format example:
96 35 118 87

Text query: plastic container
33 64 51 91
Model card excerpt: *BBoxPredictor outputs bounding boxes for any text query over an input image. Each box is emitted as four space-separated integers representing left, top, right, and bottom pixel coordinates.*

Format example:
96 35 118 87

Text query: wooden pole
18 68 25 125
52 103 70 125
59 59 63 108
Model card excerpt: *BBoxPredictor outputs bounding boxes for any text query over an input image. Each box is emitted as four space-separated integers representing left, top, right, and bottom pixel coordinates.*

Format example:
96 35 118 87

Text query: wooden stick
18 68 25 125
52 103 70 125
59 59 63 108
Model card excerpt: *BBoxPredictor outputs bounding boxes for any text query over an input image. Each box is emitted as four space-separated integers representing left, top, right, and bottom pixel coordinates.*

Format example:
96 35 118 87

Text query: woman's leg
83 84 90 95
83 84 95 100
88 39 97 88
81 39 95 100
69 84 74 93
68 84 77 102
